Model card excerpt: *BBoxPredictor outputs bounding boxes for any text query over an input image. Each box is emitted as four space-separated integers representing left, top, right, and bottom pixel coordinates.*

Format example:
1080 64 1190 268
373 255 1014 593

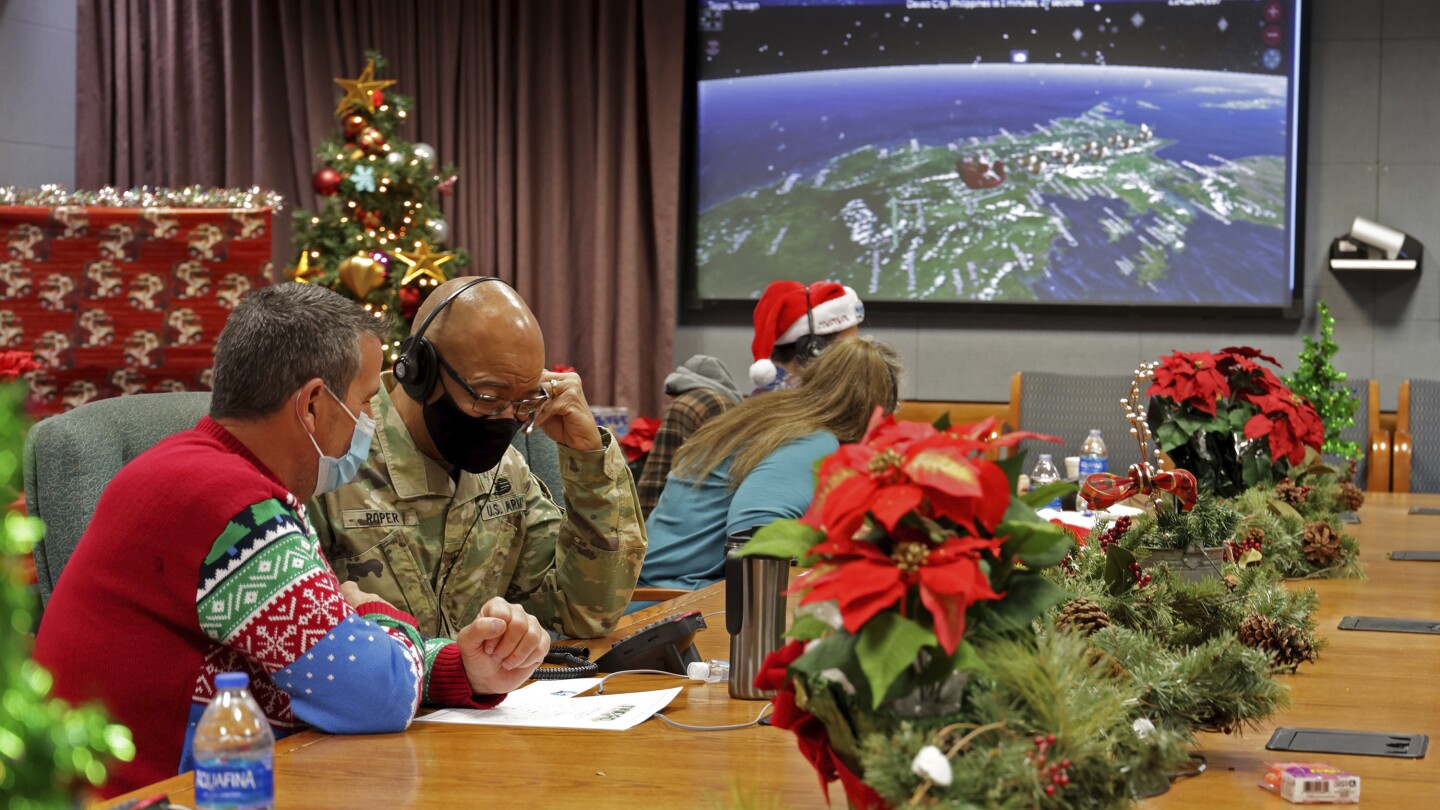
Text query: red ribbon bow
1081 463 1199 512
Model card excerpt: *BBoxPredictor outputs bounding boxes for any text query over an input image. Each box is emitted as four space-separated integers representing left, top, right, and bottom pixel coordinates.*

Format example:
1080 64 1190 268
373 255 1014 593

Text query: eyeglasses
435 353 549 418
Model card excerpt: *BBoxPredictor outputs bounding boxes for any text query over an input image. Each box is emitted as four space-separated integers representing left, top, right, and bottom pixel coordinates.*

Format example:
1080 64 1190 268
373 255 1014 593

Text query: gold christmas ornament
285 251 318 284
336 254 386 298
393 240 455 286
334 60 397 116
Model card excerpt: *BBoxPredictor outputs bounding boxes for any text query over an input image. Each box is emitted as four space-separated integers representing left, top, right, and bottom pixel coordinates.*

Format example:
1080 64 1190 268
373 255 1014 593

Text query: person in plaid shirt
637 355 742 515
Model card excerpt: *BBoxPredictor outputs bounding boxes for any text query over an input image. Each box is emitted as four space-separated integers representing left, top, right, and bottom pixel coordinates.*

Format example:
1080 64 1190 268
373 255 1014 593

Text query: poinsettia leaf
786 614 833 643
1174 414 1210 434
1154 421 1188 451
1104 544 1138 597
996 453 1027 493
1228 406 1251 432
999 521 1072 568
1020 480 1076 509
972 573 1068 634
734 519 822 561
904 448 982 498
790 631 858 679
856 613 936 709
1267 498 1303 521
931 411 952 432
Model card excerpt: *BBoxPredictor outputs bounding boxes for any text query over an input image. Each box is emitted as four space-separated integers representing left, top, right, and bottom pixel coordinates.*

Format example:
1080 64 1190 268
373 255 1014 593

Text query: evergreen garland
0 382 135 803
1285 302 1361 461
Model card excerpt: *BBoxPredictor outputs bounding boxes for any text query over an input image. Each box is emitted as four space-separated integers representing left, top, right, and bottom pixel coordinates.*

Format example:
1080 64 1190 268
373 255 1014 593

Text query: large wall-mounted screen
686 0 1308 309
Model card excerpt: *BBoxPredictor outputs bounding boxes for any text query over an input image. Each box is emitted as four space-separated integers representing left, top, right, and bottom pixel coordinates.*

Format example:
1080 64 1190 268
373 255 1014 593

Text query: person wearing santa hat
749 280 865 394
638 336 902 595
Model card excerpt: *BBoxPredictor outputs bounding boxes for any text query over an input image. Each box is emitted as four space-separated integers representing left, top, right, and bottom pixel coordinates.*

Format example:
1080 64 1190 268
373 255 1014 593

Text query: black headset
793 283 826 363
392 276 502 401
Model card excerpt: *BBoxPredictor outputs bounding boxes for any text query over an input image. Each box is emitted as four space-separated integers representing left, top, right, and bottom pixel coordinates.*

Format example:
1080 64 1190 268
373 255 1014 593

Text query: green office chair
24 392 213 606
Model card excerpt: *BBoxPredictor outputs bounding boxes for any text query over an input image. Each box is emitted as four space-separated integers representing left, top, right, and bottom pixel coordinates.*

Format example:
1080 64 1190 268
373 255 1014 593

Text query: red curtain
75 0 684 415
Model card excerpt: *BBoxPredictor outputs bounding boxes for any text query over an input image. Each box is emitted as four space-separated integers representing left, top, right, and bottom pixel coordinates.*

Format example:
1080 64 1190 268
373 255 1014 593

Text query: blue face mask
301 386 376 496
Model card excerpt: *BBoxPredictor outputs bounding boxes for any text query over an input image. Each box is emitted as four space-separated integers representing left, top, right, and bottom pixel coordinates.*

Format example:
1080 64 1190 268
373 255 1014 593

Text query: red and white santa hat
749 280 865 388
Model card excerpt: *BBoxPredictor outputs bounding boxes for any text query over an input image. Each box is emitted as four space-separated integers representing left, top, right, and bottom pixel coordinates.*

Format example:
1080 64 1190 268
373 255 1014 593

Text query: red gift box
0 205 273 415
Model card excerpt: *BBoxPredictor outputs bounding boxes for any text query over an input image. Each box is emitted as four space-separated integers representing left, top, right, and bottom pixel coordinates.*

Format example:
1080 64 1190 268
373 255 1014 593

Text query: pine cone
1083 646 1129 680
1269 626 1317 671
1244 526 1266 547
1338 481 1365 512
1274 478 1306 505
1057 598 1112 634
1237 613 1279 648
1302 521 1343 566
1237 614 1317 671
1224 573 1239 592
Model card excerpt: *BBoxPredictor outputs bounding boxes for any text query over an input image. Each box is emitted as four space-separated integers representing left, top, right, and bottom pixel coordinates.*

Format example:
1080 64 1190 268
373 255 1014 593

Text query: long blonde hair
673 336 902 487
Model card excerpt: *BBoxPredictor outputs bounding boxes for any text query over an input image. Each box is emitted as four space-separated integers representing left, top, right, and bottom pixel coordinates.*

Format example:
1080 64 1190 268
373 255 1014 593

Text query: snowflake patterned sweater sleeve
195 498 500 735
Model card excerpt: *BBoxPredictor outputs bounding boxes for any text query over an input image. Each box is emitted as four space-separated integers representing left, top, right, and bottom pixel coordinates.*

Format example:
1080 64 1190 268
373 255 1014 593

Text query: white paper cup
1064 456 1081 480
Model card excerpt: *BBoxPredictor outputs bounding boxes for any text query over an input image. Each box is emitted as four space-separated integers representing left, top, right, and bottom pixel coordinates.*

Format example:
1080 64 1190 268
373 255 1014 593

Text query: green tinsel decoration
0 383 135 805
1285 301 1361 461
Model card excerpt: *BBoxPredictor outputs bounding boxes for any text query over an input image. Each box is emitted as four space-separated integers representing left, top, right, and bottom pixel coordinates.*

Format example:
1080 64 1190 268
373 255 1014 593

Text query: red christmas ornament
343 114 367 137
399 285 422 321
361 209 382 229
371 89 385 107
313 167 343 196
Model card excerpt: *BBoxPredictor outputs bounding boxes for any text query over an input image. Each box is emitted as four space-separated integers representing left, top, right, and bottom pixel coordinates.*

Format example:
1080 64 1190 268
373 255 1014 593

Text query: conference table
105 493 1440 808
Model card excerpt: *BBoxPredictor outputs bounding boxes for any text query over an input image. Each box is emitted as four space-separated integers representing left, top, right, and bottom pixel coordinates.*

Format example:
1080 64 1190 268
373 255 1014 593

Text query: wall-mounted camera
1329 216 1423 272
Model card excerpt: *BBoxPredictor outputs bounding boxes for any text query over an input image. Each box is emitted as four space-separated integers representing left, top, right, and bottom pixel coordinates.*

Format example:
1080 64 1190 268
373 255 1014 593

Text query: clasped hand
340 583 549 695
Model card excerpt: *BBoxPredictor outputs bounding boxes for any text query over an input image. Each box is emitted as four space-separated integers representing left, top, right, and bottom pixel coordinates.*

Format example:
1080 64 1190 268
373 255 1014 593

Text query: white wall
0 0 76 188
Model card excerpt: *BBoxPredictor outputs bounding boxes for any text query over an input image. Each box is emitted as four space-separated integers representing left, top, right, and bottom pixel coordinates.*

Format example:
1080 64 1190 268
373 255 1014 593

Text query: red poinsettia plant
1147 346 1323 497
735 413 1074 808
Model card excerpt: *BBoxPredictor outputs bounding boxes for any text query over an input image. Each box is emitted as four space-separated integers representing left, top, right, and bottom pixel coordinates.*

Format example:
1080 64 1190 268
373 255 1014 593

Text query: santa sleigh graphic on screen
957 153 1006 190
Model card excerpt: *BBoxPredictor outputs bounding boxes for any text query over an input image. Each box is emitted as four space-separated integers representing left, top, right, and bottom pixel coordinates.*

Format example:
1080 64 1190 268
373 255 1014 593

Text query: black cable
530 646 599 679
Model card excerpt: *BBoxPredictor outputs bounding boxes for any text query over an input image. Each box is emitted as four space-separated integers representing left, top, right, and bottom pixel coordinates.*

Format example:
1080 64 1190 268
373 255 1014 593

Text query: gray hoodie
664 355 742 403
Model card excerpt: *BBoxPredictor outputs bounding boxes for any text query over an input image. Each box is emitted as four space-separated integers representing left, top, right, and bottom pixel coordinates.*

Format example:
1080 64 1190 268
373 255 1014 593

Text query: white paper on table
414 680 682 731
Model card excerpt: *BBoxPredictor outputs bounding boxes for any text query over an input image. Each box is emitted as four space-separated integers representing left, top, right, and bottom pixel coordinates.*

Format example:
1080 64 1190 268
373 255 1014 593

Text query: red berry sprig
1024 734 1072 797
1097 516 1133 551
1125 560 1153 589
1221 533 1264 563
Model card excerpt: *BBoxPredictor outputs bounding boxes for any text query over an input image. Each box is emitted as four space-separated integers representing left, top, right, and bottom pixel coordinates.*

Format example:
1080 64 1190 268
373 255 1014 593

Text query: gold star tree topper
393 241 455 286
334 60 397 116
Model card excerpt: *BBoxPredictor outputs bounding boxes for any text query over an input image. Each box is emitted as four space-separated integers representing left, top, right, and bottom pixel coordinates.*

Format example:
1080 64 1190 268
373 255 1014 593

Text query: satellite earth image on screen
696 64 1289 305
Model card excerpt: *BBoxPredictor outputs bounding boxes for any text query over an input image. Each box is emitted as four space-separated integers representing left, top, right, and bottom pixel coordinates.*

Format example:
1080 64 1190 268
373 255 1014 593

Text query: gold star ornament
393 241 455 286
285 251 320 284
334 60 397 116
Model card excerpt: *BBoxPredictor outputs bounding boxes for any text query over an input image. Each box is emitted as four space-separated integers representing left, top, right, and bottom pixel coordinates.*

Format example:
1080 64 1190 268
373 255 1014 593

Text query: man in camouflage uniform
310 277 646 639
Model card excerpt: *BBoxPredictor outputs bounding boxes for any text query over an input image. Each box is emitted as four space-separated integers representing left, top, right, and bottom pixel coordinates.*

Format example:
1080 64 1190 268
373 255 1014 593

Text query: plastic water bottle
193 672 275 810
1079 429 1109 515
1030 454 1062 510
687 659 731 683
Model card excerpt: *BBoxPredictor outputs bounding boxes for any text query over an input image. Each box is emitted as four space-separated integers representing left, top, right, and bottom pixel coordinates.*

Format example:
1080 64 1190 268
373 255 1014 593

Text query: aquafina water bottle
1079 429 1108 515
1030 453 1062 510
193 672 275 810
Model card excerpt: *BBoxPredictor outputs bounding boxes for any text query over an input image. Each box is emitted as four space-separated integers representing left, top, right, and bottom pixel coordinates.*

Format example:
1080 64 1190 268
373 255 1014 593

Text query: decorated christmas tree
0 354 135 803
288 52 466 353
1285 301 1361 462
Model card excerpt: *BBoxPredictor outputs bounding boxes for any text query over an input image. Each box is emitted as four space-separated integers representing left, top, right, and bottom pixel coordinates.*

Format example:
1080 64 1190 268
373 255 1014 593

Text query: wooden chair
1390 379 1440 493
1007 371 1143 470
1338 380 1389 492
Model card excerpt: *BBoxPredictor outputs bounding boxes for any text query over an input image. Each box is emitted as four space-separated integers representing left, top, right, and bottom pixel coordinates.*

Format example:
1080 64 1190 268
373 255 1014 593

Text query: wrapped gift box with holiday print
0 204 274 415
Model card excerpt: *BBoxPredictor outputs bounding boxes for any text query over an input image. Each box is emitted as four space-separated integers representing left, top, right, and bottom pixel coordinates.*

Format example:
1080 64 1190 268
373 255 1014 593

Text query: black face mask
422 391 522 474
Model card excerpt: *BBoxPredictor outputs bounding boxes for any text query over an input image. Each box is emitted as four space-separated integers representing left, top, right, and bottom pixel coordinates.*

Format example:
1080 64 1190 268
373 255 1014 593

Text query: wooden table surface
104 492 1440 808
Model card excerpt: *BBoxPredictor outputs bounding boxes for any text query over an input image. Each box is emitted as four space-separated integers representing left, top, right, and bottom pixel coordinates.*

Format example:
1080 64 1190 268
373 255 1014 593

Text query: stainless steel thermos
725 530 790 700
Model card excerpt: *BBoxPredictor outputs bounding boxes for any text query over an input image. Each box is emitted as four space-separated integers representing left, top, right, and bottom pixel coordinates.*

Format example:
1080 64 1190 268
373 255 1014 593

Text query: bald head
410 276 546 404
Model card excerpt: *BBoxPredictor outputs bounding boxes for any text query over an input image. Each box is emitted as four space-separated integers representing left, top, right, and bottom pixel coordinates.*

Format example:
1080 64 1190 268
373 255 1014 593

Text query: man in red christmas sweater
35 283 551 798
